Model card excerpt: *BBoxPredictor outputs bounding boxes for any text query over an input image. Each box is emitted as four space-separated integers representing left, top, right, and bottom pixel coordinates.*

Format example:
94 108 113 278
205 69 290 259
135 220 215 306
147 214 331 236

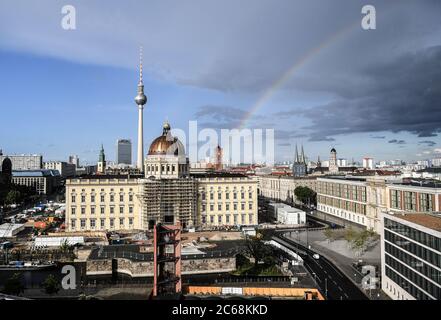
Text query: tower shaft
137 105 144 171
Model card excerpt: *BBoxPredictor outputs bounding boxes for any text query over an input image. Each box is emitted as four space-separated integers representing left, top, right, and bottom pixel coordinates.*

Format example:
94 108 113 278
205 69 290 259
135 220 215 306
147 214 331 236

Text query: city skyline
1 1 441 163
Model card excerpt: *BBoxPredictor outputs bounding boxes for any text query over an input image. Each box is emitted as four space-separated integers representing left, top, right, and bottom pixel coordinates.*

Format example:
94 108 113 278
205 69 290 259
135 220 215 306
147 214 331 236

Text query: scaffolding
140 178 197 229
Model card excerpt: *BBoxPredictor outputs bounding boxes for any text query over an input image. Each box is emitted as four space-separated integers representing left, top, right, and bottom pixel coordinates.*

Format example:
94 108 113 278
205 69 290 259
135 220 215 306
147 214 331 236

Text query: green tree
2 273 25 296
294 186 316 205
41 274 60 295
323 228 336 243
244 233 273 267
5 190 21 205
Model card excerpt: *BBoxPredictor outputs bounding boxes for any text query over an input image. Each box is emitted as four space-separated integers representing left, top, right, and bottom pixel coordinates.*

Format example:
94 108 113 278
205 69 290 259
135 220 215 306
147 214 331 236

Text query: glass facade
384 217 441 300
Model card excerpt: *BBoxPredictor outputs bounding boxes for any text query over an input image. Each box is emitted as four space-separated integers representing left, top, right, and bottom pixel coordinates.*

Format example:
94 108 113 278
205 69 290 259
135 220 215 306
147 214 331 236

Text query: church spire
295 144 299 163
301 145 306 164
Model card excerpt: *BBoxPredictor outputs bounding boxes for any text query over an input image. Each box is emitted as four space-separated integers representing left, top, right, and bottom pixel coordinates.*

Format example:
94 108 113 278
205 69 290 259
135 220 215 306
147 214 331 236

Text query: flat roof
393 213 441 232
191 172 248 178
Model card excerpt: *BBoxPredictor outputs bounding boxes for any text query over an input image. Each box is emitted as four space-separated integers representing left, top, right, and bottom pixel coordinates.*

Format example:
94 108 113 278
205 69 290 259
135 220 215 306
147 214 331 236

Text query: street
273 233 368 300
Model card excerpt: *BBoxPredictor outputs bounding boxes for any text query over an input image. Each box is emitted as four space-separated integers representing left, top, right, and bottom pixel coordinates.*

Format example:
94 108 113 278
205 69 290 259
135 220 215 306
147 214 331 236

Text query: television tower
135 47 147 172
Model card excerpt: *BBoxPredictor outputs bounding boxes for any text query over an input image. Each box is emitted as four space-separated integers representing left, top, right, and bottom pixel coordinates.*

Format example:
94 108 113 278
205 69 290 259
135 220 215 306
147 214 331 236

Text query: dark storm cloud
388 139 406 145
419 140 436 147
300 45 441 141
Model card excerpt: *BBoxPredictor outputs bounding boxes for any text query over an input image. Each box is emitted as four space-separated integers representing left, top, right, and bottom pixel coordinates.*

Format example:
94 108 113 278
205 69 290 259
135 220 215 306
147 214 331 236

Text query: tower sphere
135 92 147 106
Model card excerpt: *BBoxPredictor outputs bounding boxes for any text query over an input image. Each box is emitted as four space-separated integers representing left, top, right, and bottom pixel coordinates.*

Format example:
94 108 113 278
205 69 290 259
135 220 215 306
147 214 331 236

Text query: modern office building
0 154 43 170
116 139 132 165
12 169 61 194
381 212 441 300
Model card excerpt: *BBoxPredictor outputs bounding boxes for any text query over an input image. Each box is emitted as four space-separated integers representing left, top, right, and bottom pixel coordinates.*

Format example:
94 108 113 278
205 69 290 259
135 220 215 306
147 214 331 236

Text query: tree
294 186 316 206
244 233 273 267
5 190 21 205
2 273 24 296
323 228 336 243
41 274 60 295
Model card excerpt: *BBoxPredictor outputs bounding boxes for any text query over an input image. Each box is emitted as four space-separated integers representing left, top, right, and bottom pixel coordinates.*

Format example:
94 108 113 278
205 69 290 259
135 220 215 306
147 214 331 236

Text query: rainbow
238 20 360 129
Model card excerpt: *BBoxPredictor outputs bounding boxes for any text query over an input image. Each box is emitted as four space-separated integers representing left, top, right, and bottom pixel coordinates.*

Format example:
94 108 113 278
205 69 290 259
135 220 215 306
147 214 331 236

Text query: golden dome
148 122 185 156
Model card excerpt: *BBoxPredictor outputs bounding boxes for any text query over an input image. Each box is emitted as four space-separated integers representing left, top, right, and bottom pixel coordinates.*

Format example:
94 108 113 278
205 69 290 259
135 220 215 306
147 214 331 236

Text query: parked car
312 253 320 260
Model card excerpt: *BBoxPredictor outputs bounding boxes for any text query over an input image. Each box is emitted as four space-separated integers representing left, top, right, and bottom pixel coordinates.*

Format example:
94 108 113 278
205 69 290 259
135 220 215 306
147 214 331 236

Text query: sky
0 0 441 165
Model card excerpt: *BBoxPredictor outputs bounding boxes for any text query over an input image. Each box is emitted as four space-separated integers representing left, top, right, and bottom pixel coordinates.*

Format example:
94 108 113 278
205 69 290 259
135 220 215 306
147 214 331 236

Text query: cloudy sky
0 0 440 164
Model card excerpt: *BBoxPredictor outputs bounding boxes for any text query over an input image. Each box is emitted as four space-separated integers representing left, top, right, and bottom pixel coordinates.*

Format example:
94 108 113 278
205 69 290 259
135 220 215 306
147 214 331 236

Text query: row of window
390 190 435 211
385 267 431 300
70 206 134 215
317 182 366 202
202 203 253 212
385 255 440 299
385 218 441 253
201 192 253 201
318 195 367 215
145 164 187 173
317 204 366 225
385 242 441 284
384 229 441 268
71 194 134 203
70 217 134 230
201 213 255 225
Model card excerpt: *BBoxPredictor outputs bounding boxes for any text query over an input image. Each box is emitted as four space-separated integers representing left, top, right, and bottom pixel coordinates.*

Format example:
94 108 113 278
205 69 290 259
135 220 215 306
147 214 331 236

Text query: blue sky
1 0 441 164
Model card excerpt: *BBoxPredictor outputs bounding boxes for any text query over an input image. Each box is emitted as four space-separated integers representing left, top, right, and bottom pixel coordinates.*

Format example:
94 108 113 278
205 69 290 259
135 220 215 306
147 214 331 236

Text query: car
312 253 320 260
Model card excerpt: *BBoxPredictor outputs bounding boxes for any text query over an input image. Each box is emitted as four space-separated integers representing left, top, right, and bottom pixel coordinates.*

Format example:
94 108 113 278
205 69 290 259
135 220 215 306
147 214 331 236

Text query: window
91 207 95 215
226 204 230 211
202 204 206 212
241 203 245 210
71 208 76 215
129 206 133 214
110 218 114 227
80 219 86 228
129 194 133 202
71 195 76 203
226 215 230 223
129 217 133 226
218 204 222 211
218 216 222 224
90 219 96 228
120 206 124 214
101 195 105 202
249 192 252 199
91 195 95 203
202 216 206 224
210 216 214 223
226 193 229 200
81 207 85 215
110 195 114 202
100 207 105 214
120 194 124 202
71 219 76 229
234 193 237 200
210 193 214 200
119 218 124 226
234 204 237 210
249 203 253 210
81 195 85 202
100 219 105 228
210 204 214 211
218 193 222 200
110 207 114 214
